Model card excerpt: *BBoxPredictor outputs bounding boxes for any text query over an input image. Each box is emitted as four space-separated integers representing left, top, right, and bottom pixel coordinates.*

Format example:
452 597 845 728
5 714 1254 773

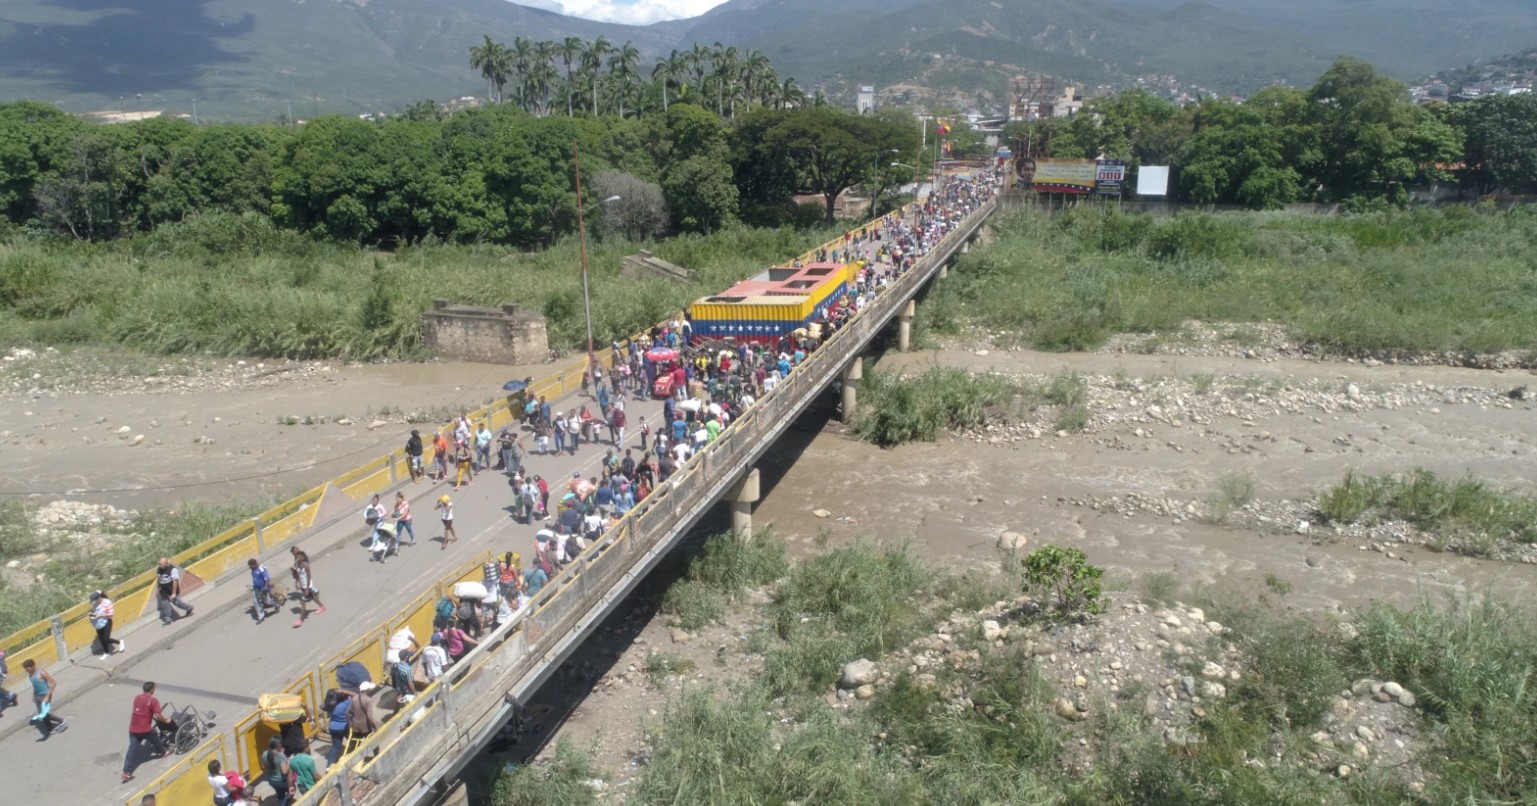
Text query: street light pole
573 141 597 390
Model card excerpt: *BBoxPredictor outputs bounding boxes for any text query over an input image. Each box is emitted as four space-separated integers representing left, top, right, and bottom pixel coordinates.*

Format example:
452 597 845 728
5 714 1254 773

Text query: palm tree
687 42 711 101
777 77 806 110
532 40 560 116
510 37 535 110
609 41 640 118
652 54 674 113
741 50 773 113
710 42 739 116
558 36 582 116
583 36 613 115
469 36 504 104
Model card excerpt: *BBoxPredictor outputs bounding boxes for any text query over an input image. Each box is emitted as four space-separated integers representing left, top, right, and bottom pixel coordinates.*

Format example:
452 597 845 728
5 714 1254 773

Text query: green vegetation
490 740 601 806
850 366 1098 446
0 498 273 638
493 529 1537 806
1021 544 1106 616
849 366 1021 447
660 529 786 631
1205 471 1256 524
924 205 1537 357
0 215 835 358
1317 468 1537 556
763 541 927 695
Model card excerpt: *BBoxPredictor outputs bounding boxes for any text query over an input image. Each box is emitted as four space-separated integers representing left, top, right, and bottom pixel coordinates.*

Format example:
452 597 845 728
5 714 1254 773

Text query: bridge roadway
5 196 994 806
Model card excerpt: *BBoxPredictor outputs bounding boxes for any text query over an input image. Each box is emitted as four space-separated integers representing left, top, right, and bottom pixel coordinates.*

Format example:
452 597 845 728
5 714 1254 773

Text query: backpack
435 596 455 621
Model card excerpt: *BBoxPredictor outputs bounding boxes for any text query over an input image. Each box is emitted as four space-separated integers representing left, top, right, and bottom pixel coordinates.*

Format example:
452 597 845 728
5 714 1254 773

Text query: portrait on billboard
1015 157 1036 189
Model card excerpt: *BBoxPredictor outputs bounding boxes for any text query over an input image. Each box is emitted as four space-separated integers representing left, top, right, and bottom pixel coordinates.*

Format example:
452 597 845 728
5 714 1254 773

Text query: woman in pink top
89 591 123 659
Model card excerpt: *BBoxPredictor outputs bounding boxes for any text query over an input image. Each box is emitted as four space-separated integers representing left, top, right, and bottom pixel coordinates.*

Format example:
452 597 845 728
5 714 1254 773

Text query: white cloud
511 0 730 25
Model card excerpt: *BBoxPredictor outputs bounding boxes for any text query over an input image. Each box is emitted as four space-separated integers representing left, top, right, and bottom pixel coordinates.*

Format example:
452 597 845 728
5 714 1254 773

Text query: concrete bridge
314 197 999 805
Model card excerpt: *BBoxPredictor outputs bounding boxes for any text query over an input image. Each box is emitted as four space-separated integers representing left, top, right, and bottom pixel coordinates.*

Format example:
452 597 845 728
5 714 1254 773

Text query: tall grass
849 366 1028 446
0 213 840 359
627 536 1537 805
762 541 926 694
1317 468 1537 555
661 529 787 631
922 206 1537 356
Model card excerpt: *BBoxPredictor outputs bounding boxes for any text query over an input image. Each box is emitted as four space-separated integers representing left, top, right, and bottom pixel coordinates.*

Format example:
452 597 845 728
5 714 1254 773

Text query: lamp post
891 162 920 229
574 140 625 393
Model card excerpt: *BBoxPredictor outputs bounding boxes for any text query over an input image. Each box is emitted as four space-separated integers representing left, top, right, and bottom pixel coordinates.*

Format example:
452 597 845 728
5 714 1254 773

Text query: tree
663 155 736 234
558 37 582 117
765 107 911 223
590 169 668 240
652 51 686 113
609 42 640 119
469 36 504 104
583 36 613 116
1305 56 1458 202
1452 94 1537 194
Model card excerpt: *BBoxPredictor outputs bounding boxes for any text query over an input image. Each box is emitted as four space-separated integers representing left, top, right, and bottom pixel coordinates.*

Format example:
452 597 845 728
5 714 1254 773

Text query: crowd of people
8 170 999 806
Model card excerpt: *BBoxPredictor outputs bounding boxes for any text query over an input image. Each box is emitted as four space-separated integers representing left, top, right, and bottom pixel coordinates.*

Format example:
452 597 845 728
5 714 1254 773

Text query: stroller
368 521 398 563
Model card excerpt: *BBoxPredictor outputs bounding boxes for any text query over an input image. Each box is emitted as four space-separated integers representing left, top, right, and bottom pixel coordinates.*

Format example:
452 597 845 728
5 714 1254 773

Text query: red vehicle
646 348 682 399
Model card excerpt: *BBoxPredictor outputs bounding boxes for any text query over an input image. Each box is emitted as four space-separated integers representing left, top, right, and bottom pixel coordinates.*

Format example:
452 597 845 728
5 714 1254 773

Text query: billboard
1017 159 1096 194
1095 160 1126 196
1138 166 1170 197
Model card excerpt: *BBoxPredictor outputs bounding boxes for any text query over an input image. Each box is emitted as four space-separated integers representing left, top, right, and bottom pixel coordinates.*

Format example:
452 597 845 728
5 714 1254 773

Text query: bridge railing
286 194 997 806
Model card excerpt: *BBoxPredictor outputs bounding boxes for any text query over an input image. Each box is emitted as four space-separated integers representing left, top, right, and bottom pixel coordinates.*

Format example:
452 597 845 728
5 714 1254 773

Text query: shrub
1205 471 1256 524
1020 545 1105 616
850 366 1019 446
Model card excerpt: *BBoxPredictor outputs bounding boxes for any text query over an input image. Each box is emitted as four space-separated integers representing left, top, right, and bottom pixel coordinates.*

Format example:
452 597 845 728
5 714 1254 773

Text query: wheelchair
157 701 218 754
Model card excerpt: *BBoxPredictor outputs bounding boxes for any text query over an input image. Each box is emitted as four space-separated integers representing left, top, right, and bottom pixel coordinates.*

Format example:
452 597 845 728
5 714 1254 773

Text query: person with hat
89 590 123 659
436 494 457 549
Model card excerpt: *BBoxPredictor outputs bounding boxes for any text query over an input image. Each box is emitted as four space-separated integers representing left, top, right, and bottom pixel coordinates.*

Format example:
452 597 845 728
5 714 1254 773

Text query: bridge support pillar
897 299 916 352
840 360 862 422
728 468 761 540
961 240 970 254
938 262 949 279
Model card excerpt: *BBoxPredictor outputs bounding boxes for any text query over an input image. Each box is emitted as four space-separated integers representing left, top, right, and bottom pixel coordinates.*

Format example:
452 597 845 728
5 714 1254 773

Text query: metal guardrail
292 197 999 806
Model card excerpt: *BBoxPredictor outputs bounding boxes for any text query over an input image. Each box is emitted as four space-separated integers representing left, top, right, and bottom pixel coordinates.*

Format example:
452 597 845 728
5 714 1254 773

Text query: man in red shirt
122 681 174 783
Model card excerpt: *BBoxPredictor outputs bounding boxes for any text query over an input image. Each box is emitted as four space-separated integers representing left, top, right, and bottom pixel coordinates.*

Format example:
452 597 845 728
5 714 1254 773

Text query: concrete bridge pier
938 262 949 279
897 299 916 352
728 468 761 540
840 360 862 422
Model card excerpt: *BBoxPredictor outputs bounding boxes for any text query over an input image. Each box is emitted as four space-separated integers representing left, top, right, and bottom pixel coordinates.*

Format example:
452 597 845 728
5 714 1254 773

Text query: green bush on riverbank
1318 468 1537 556
922 205 1537 356
0 214 837 360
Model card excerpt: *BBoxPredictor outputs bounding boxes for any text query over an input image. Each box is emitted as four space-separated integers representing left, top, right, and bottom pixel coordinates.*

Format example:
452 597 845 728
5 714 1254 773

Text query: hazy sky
516 0 732 25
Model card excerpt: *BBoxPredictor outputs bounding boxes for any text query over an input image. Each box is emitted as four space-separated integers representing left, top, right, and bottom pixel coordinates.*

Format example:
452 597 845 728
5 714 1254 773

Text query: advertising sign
1031 160 1097 194
1095 159 1126 196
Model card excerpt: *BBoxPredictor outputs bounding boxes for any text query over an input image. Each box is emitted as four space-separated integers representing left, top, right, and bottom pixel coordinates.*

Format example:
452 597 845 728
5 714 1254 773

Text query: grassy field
0 213 839 360
920 205 1537 356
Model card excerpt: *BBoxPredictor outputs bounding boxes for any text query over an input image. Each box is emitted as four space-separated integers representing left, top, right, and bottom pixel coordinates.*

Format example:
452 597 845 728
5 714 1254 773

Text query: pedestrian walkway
0 384 667 806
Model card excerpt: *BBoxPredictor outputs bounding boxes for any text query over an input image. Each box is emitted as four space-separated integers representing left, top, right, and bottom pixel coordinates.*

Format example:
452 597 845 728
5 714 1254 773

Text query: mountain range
1 0 1534 120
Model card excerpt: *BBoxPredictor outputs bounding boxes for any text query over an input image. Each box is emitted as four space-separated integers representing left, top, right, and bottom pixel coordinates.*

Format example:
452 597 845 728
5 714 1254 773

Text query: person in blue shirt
325 691 351 765
247 559 274 625
671 416 687 446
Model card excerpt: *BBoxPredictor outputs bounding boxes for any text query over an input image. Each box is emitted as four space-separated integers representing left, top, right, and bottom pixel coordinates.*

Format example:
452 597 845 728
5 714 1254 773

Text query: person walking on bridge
290 547 326 628
21 659 65 738
121 681 173 783
153 557 195 625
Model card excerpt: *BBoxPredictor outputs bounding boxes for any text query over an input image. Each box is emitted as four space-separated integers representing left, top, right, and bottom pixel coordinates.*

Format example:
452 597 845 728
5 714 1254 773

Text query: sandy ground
0 356 551 509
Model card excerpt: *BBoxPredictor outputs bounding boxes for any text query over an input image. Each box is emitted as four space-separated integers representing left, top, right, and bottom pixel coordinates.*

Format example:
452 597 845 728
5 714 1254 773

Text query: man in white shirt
422 635 449 681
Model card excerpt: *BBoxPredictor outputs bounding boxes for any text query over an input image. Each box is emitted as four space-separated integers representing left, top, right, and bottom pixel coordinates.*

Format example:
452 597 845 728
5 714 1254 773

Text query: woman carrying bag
89 591 123 660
